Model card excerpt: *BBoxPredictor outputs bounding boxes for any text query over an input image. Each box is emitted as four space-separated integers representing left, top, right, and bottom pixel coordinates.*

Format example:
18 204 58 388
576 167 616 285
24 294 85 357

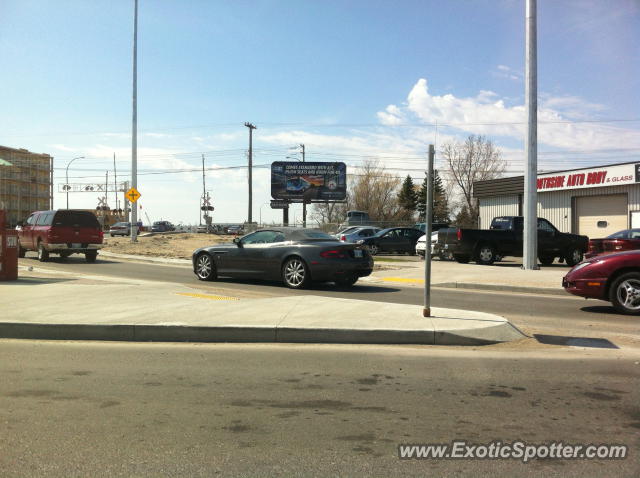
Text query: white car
416 231 438 258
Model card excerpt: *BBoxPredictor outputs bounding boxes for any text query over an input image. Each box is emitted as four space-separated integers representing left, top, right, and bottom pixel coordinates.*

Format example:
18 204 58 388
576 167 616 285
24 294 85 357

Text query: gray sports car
192 228 373 288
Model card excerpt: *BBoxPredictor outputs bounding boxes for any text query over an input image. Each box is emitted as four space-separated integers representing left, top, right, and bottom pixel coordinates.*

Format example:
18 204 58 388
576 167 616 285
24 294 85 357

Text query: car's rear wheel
60 251 71 259
335 275 358 287
610 272 640 315
282 257 310 289
565 248 583 267
368 244 379 256
195 253 217 281
37 242 49 262
476 244 497 265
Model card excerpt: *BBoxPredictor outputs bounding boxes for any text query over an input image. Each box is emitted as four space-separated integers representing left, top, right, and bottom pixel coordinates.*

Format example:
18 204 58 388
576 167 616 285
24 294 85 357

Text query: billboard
271 161 347 202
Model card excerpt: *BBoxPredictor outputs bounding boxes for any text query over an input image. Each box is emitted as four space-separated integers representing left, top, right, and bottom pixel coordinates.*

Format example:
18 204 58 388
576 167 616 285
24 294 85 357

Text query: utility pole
523 0 538 270
201 153 206 226
244 122 256 224
300 143 306 228
130 0 139 243
113 153 118 213
423 145 435 317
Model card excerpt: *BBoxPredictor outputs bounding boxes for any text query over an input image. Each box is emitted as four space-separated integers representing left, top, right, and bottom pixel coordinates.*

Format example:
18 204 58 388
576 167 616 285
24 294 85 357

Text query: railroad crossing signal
125 187 141 203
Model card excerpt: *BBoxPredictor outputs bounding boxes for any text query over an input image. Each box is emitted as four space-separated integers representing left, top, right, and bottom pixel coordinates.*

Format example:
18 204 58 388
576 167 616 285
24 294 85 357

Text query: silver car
337 226 382 243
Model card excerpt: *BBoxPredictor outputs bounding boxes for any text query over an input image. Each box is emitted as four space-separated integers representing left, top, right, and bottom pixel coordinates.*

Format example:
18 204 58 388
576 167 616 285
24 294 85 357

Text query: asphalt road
1 340 638 477
19 256 640 345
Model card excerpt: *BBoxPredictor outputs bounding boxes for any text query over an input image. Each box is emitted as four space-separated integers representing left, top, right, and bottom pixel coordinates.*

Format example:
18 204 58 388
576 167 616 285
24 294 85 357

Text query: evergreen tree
417 169 450 223
397 175 418 220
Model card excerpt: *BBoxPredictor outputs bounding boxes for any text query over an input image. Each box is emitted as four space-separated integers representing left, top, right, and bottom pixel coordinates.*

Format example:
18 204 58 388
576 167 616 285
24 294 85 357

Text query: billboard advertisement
271 161 347 202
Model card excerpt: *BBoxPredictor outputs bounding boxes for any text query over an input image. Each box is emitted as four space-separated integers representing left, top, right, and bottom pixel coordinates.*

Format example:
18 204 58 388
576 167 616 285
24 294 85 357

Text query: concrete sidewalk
1 268 525 346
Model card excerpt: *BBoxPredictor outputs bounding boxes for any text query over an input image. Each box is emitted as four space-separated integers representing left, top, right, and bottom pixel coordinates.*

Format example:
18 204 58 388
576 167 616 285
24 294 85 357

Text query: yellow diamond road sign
125 187 141 203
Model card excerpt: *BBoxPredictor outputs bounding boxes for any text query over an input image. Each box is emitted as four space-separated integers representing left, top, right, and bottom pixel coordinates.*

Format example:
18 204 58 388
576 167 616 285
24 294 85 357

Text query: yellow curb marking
380 277 425 284
176 292 240 301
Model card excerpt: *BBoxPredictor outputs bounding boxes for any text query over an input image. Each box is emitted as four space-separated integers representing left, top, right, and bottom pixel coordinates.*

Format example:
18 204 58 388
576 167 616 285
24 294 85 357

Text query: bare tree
311 160 403 227
348 160 402 222
311 200 347 226
442 135 505 223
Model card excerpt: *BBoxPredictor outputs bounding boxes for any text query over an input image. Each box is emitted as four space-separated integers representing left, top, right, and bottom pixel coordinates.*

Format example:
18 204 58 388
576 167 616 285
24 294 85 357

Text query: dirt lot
102 233 233 259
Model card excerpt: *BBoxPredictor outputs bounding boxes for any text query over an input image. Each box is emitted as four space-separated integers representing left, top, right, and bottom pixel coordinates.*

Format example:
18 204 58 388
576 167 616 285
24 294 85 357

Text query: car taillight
340 235 346 241
457 228 462 241
320 250 346 259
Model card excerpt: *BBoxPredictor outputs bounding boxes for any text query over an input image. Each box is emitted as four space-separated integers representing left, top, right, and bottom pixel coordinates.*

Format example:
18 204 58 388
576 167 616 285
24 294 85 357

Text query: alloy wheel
284 259 306 287
196 254 214 280
617 279 640 312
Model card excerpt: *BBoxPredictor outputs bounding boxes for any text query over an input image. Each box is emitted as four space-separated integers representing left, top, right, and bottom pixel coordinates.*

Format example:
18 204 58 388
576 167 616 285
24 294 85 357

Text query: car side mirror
233 237 243 247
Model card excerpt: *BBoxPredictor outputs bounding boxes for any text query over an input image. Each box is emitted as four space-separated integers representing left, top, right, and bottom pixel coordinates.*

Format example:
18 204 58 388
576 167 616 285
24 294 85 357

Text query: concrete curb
434 282 567 296
0 320 524 346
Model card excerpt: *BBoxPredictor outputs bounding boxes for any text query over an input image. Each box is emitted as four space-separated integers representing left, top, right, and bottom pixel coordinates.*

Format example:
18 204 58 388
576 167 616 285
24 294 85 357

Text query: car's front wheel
610 272 640 315
195 253 217 281
18 243 26 258
282 257 310 289
85 252 97 263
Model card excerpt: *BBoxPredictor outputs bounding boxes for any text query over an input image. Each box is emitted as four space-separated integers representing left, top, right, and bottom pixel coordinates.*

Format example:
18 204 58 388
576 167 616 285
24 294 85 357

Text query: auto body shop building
473 161 640 239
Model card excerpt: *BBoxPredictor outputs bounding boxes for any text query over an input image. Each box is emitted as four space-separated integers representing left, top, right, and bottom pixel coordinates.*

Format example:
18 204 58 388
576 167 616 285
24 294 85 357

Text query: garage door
575 194 628 239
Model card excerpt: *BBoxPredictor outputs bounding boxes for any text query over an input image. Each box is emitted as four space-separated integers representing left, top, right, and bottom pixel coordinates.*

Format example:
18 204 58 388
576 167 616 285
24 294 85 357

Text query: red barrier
0 210 18 281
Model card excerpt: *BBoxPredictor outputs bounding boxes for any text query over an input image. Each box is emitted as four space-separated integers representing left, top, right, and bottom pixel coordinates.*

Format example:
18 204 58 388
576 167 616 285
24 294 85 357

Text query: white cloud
49 144 78 152
382 78 640 151
492 64 522 81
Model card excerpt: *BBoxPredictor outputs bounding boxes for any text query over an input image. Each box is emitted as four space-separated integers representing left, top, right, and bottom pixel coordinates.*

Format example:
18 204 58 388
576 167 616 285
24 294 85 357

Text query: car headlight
571 261 594 272
357 240 364 244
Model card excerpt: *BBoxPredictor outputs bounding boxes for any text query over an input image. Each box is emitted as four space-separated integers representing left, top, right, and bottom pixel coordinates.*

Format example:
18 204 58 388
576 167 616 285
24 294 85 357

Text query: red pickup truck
17 210 103 262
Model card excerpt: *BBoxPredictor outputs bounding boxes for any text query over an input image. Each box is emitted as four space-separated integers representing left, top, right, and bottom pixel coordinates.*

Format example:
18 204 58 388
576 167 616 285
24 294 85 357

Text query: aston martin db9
192 228 373 288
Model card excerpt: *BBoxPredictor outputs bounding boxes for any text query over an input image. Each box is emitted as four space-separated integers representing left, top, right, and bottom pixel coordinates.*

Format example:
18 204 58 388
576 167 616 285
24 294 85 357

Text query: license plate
71 243 82 248
354 249 363 258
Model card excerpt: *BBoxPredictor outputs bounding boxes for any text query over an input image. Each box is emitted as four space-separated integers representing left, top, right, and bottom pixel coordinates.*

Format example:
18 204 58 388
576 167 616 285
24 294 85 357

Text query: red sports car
585 228 640 259
563 250 640 315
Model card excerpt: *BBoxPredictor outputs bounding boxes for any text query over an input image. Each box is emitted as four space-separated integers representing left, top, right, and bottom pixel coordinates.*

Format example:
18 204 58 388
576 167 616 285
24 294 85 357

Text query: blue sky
1 0 639 224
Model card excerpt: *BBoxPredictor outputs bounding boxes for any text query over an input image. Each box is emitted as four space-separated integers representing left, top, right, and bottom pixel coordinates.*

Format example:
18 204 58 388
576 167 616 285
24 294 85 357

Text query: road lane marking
176 292 240 301
380 277 425 283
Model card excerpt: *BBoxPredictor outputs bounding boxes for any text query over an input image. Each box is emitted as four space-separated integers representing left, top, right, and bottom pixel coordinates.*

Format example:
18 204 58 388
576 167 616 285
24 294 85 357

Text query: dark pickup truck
438 216 589 266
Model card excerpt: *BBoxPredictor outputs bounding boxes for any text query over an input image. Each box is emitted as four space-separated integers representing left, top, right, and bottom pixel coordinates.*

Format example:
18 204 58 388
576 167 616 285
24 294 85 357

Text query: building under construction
0 145 52 227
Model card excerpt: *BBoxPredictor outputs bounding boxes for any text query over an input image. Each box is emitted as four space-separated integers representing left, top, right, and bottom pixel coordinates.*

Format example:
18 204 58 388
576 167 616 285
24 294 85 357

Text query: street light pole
130 0 139 243
65 156 85 209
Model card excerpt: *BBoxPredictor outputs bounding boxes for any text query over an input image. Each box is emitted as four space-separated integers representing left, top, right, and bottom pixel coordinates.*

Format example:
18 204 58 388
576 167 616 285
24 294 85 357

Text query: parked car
416 231 453 260
357 227 423 255
226 225 244 235
109 222 131 237
337 226 381 243
192 228 373 288
196 225 210 234
585 229 640 259
151 221 175 232
16 209 103 262
333 226 360 238
438 216 588 266
563 250 640 315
